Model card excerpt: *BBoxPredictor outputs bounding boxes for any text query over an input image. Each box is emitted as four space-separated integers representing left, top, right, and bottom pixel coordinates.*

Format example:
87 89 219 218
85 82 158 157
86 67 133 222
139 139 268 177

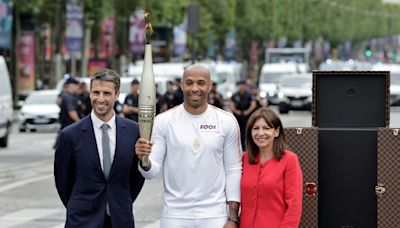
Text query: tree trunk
12 0 21 102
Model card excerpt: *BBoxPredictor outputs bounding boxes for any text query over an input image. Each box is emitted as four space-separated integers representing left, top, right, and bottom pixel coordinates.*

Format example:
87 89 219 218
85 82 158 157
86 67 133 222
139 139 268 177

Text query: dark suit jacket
54 115 144 228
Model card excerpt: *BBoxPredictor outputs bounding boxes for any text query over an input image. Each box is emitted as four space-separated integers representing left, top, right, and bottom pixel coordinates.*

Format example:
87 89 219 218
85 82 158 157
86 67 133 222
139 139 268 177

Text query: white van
212 62 243 100
258 62 308 105
0 56 13 147
127 62 189 95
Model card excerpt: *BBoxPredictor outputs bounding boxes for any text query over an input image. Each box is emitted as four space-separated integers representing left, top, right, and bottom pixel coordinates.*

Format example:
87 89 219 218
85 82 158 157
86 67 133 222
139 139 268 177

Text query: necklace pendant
192 138 201 150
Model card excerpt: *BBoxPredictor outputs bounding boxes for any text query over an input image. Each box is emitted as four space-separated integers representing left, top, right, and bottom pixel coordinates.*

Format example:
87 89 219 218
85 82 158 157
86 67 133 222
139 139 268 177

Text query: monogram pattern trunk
377 128 400 227
284 127 318 228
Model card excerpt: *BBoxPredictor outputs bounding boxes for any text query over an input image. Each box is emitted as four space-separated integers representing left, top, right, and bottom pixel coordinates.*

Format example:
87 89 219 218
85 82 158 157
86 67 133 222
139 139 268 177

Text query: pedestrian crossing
0 208 160 228
0 208 65 228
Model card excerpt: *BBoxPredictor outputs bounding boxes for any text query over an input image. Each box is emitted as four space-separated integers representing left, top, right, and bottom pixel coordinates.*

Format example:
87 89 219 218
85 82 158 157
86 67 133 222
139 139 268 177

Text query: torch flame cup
144 12 153 44
138 41 156 169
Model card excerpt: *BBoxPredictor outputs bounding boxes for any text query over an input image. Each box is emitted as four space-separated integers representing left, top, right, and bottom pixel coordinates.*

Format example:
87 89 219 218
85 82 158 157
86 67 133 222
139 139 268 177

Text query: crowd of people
54 66 302 228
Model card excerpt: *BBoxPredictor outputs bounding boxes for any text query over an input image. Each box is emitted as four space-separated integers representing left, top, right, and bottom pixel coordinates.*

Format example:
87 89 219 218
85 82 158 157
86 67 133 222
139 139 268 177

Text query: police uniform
123 93 139 122
230 90 254 149
59 91 79 129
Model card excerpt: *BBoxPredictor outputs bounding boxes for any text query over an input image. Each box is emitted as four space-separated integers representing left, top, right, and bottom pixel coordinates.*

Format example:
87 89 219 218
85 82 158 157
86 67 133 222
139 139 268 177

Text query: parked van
258 62 307 105
265 48 311 67
0 56 13 147
127 62 189 94
212 62 243 100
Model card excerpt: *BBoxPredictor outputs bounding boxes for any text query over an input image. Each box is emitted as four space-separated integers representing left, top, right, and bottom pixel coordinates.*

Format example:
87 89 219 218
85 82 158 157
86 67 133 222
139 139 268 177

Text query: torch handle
138 105 155 169
140 155 151 168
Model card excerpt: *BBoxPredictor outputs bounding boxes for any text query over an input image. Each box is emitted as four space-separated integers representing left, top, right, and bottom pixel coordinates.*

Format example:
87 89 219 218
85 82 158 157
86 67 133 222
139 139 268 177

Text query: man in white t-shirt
135 64 242 228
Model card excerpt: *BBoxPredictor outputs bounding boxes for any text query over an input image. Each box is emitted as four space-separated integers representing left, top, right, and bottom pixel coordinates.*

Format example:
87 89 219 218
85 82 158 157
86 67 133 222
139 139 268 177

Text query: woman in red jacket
240 107 303 228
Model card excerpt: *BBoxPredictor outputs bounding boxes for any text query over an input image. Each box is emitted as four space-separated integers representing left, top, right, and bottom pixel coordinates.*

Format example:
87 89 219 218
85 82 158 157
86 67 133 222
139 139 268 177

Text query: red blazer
240 150 302 228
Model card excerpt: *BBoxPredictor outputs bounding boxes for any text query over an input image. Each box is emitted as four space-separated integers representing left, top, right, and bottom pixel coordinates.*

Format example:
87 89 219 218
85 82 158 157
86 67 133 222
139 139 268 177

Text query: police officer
208 82 224 109
229 80 256 150
249 84 268 115
172 78 184 107
78 81 92 117
59 78 81 129
161 81 176 111
122 79 140 122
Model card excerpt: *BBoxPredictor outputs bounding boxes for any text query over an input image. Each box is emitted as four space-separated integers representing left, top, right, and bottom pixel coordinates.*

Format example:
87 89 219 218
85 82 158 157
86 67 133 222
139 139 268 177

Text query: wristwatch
228 217 240 225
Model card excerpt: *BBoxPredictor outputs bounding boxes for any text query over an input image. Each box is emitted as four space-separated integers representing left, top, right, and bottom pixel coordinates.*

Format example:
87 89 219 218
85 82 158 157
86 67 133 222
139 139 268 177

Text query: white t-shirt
139 104 242 219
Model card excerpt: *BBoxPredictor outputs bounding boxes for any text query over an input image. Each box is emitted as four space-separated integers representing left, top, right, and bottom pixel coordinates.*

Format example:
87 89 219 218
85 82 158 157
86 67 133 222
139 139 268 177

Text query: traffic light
391 52 398 60
364 46 372 57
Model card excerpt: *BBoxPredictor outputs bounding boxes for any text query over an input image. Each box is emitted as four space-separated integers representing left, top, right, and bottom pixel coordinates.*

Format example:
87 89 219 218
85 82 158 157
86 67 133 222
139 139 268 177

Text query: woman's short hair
245 107 286 164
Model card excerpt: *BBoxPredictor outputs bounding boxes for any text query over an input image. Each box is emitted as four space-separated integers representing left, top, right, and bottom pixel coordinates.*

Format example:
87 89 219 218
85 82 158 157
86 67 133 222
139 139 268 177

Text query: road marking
0 173 52 193
0 160 51 174
51 223 65 228
0 208 59 228
0 206 160 228
142 220 160 228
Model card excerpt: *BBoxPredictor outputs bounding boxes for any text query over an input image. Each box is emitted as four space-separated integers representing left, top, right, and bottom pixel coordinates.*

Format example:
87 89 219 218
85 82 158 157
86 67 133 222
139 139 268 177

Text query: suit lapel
81 116 105 179
108 116 126 179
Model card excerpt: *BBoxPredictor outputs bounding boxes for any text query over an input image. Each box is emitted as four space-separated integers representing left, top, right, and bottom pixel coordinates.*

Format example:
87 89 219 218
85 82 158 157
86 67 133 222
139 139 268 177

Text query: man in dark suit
54 69 145 228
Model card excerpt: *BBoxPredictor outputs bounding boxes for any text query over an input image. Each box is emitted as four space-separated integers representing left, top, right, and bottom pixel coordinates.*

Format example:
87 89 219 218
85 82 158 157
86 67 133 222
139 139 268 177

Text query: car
18 90 60 132
0 55 13 147
370 63 400 106
319 59 374 71
391 73 400 106
258 62 308 105
276 73 313 114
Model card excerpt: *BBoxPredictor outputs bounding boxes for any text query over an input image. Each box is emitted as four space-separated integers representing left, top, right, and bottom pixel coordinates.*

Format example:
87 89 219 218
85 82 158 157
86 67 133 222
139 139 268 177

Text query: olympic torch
138 12 155 169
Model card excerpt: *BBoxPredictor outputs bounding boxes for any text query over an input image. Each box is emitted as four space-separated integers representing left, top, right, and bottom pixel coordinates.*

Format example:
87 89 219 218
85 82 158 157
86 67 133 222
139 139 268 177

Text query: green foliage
84 0 111 21
198 0 235 41
234 0 400 50
18 0 56 23
154 0 189 26
114 0 138 23
16 0 400 59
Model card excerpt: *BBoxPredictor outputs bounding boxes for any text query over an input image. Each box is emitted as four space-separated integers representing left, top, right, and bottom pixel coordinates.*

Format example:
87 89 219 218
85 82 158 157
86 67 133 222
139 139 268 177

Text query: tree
16 0 400 67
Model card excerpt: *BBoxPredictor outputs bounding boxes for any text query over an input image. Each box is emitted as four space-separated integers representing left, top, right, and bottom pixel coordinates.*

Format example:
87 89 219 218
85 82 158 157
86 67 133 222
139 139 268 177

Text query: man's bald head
180 64 213 113
183 64 211 80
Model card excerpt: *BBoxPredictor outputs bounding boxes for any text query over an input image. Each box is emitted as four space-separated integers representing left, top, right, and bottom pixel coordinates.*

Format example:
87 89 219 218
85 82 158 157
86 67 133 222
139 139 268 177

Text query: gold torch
138 12 156 168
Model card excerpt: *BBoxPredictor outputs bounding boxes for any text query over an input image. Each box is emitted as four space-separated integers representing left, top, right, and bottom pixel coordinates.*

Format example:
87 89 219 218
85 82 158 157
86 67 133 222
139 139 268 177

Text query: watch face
228 217 240 225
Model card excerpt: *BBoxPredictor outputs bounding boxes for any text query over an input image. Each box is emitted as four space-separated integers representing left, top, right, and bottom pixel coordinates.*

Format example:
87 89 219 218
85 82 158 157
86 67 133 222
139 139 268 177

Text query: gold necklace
192 137 201 150
192 122 201 151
